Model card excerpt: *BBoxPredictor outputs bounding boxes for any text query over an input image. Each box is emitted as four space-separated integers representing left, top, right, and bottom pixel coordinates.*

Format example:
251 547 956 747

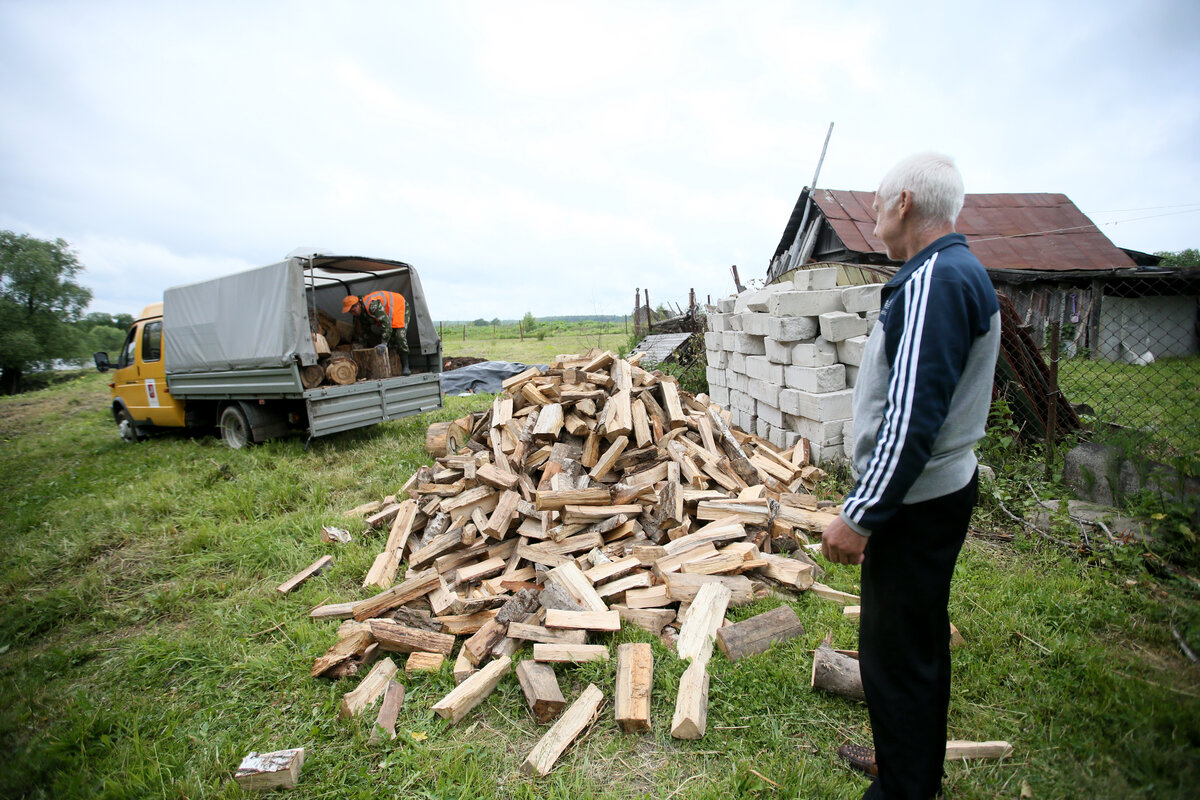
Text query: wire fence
996 271 1200 475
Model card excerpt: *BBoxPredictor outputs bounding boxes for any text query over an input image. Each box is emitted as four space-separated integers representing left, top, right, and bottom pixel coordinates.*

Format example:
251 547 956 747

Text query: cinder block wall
705 267 882 464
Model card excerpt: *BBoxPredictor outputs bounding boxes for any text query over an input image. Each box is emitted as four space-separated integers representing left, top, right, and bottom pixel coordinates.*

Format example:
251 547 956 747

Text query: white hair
876 152 965 226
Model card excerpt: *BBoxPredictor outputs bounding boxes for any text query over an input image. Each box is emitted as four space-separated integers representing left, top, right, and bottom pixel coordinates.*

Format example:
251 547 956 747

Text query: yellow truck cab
94 253 443 447
106 302 186 440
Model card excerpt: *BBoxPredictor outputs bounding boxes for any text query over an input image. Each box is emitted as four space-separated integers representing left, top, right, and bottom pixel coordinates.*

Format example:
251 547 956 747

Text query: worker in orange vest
343 291 411 375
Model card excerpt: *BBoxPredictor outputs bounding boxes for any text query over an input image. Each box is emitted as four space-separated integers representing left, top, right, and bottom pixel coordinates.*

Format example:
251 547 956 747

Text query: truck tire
219 405 253 449
116 408 144 443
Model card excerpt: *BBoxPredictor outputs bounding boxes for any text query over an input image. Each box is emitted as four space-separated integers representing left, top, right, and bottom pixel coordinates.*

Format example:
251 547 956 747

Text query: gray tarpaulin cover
163 260 315 373
439 361 547 395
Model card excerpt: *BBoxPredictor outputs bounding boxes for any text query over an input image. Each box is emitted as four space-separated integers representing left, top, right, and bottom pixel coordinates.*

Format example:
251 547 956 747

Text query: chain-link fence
997 271 1200 474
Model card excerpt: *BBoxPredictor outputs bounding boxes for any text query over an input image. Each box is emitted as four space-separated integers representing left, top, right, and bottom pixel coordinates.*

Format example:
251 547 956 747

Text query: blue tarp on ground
439 361 547 395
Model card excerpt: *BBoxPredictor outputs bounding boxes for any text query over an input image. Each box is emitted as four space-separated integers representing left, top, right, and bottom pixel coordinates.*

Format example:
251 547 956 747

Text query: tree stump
353 347 391 381
811 642 864 701
426 417 471 457
301 364 325 389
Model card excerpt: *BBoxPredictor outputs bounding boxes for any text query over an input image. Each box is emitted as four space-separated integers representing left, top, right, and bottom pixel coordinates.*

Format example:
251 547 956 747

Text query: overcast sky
2 0 1198 322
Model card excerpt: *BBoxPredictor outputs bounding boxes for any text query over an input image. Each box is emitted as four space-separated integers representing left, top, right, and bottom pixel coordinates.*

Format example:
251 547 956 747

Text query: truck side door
112 318 185 427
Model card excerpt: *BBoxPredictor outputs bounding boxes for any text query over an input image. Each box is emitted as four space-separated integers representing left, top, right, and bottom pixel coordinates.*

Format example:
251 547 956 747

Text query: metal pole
1046 320 1061 478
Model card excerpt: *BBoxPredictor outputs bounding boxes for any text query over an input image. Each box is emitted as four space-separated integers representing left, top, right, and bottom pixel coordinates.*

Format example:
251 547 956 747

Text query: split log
353 347 391 380
532 643 610 663
676 582 731 662
945 740 1014 760
664 572 756 606
234 748 305 791
453 650 475 684
276 555 333 594
339 657 398 719
811 642 864 701
431 655 511 724
311 628 374 677
615 643 654 733
543 609 621 632
405 652 445 674
809 582 860 605
506 622 588 646
351 569 440 621
426 418 471 458
368 619 455 656
612 605 675 635
670 658 709 740
516 659 567 723
521 684 605 776
369 681 404 743
716 605 805 662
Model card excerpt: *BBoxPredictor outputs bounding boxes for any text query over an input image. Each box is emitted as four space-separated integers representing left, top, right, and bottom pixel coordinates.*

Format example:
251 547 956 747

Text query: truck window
143 320 162 362
117 326 138 368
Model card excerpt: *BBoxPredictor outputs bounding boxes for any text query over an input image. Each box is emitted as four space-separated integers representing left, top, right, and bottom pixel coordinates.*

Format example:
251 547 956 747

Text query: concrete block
748 378 781 407
768 315 820 342
709 384 730 407
790 337 838 367
845 364 859 388
741 312 771 336
705 366 726 388
819 311 870 342
756 402 783 428
706 348 728 369
735 288 772 314
837 335 869 366
866 310 879 327
717 296 736 313
780 388 854 420
768 290 844 317
789 270 811 291
784 364 846 393
727 368 747 393
746 356 784 384
721 331 738 351
765 338 793 365
729 388 749 411
728 313 743 331
777 428 802 449
842 284 882 313
704 331 723 350
808 267 839 290
842 419 854 446
785 414 849 446
728 332 766 355
727 353 747 377
707 313 729 333
756 417 772 439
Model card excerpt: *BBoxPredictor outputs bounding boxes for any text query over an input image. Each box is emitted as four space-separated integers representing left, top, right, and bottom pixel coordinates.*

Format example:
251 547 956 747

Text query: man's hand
822 516 868 565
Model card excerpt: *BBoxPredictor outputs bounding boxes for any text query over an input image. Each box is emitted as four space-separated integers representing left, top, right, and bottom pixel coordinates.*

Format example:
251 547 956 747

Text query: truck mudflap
304 372 442 438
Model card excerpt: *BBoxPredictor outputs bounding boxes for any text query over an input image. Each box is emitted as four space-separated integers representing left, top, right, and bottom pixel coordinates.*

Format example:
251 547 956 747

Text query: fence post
1046 320 1060 478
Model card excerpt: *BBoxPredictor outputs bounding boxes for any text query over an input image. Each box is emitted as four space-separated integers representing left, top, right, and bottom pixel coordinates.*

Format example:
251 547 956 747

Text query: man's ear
896 189 914 219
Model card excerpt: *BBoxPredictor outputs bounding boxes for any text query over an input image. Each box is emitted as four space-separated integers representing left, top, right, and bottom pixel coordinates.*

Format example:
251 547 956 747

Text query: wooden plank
945 741 1014 761
369 619 456 656
615 643 653 733
716 605 805 661
809 582 860 605
405 651 445 674
309 601 356 621
339 657 398 719
670 658 709 739
352 569 441 621
521 684 605 776
234 748 305 791
370 679 405 743
676 582 731 662
276 555 333 594
516 659 567 723
532 643 610 663
543 609 621 632
431 655 512 724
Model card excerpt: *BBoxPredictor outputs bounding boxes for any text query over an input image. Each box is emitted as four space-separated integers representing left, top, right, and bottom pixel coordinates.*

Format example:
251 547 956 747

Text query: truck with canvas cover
93 252 443 447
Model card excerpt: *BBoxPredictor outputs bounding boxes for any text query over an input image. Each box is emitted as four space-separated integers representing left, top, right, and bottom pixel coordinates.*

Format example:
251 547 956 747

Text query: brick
836 335 868 367
784 364 846 393
768 290 844 317
768 315 820 342
728 352 747 376
748 378 781 407
703 332 723 350
765 338 792 365
728 332 766 355
741 312 771 336
819 311 870 342
808 267 839 290
780 388 854 420
842 284 882 313
745 356 784 384
790 337 838 367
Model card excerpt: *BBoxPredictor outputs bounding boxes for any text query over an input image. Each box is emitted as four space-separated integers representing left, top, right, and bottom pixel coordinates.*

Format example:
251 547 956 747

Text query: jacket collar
885 233 969 289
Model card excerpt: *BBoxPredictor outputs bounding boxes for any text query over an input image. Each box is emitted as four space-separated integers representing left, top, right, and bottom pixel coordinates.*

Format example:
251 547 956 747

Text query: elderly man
822 153 1001 799
344 291 411 376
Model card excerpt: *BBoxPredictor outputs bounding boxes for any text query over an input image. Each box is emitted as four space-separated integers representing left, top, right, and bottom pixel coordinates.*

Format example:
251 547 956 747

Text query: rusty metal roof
811 189 1137 272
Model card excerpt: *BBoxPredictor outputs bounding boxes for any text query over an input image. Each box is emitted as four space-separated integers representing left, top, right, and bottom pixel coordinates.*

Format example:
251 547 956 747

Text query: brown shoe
837 742 879 778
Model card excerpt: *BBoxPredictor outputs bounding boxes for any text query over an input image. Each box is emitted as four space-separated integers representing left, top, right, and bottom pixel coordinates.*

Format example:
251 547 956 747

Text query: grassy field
1 373 1198 799
440 326 632 365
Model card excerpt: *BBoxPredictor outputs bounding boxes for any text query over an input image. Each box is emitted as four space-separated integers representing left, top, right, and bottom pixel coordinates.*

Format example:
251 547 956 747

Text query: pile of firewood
298 309 401 389
299 347 859 775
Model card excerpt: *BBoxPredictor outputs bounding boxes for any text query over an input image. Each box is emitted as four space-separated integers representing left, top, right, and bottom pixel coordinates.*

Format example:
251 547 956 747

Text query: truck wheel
116 408 143 443
219 405 253 449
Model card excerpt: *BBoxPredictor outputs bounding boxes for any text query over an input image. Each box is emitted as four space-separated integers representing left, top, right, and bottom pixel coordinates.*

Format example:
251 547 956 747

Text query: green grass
1 374 1198 798
441 330 631 365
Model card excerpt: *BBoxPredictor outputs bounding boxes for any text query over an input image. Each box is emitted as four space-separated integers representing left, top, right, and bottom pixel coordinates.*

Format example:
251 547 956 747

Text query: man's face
872 191 906 262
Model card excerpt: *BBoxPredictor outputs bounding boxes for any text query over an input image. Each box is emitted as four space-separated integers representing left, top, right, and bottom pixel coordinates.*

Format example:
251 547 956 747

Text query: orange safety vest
361 290 406 330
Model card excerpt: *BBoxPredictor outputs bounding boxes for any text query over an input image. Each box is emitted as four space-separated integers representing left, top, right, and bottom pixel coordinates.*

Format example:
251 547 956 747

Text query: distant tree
80 311 134 331
521 311 536 331
86 325 126 356
1155 248 1200 270
490 317 500 326
0 232 92 393
472 317 488 327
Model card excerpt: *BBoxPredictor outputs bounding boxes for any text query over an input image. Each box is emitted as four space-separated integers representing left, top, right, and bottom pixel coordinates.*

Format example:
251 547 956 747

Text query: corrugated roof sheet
811 190 1137 272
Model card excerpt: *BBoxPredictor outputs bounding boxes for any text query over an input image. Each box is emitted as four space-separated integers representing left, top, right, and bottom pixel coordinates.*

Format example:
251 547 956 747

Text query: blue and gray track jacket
841 233 1001 536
